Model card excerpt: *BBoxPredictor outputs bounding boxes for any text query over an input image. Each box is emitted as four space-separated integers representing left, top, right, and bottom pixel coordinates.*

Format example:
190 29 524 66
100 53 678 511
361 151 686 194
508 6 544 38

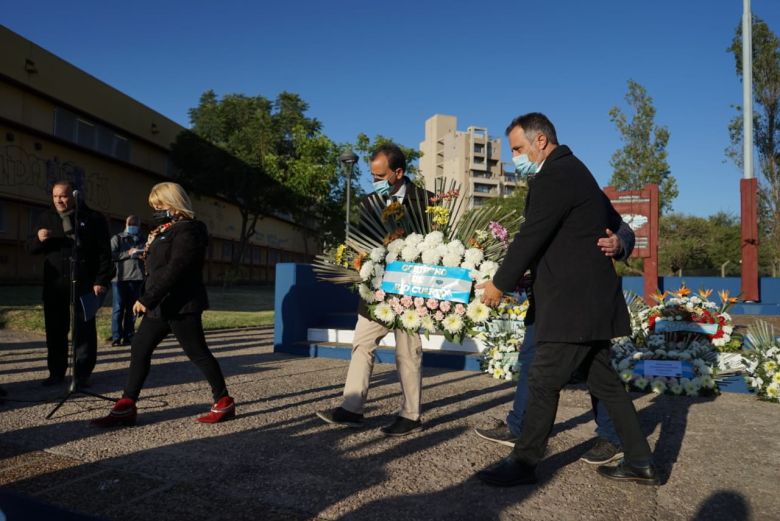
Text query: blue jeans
506 325 621 447
112 280 142 342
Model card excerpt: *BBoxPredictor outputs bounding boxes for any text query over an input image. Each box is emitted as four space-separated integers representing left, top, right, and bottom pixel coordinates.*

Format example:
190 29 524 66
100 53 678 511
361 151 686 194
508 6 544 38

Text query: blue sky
3 0 779 216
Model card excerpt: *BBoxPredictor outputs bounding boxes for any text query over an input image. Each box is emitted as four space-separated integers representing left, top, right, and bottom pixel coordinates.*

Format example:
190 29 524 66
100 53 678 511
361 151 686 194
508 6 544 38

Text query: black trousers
511 340 652 466
43 291 97 381
123 313 228 402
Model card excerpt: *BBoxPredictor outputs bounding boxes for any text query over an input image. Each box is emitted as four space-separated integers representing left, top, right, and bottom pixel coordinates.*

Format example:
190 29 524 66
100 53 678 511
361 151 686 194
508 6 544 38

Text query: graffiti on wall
0 144 112 210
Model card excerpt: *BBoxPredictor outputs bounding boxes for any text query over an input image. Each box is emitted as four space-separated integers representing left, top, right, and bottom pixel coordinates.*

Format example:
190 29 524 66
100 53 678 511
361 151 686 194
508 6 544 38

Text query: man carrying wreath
317 144 433 437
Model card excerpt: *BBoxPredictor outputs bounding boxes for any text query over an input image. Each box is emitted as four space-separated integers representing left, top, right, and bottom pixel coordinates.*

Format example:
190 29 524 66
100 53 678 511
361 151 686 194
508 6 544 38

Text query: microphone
72 189 80 199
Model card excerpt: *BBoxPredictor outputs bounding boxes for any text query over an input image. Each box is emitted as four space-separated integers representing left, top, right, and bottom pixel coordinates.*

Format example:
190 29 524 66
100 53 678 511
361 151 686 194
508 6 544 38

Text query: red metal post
643 184 659 305
740 178 760 301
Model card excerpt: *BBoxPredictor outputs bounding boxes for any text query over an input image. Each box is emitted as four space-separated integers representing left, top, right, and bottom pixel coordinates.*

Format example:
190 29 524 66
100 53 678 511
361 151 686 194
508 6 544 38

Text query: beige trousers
341 315 423 421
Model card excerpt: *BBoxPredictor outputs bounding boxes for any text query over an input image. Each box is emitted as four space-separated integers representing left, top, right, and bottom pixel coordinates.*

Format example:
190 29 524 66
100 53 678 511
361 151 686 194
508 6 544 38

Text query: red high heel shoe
197 396 235 423
91 398 137 427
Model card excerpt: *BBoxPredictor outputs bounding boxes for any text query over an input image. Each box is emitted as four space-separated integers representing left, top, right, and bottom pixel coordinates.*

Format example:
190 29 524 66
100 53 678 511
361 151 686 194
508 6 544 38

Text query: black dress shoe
477 457 537 487
111 340 122 347
380 416 422 437
316 407 364 427
597 460 659 485
41 376 65 387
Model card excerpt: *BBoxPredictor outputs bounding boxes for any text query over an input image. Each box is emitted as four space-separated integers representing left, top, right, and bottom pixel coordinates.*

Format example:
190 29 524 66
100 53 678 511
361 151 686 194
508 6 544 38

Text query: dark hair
370 143 407 173
505 112 559 145
52 179 74 192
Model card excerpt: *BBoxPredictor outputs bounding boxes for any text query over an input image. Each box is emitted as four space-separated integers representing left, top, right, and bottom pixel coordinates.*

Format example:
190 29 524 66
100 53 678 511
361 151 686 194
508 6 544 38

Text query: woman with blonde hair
93 182 235 426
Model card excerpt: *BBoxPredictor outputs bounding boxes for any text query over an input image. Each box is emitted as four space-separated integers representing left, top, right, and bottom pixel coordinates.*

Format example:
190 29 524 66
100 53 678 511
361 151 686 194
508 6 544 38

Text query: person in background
27 180 113 388
92 182 235 427
110 215 146 346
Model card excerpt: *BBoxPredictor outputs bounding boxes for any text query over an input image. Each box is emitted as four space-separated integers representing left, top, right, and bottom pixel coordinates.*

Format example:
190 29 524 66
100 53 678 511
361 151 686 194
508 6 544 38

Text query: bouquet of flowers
313 180 523 343
476 298 529 381
639 286 741 352
742 321 780 402
609 287 729 397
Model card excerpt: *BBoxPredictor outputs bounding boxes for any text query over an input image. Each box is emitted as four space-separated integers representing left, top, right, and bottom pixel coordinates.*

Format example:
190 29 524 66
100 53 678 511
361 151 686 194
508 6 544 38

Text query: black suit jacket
492 145 630 343
27 203 114 299
139 219 209 319
357 178 433 319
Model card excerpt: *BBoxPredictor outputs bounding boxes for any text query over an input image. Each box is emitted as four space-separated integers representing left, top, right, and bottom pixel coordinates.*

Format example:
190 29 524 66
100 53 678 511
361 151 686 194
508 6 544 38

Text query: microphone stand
47 196 115 419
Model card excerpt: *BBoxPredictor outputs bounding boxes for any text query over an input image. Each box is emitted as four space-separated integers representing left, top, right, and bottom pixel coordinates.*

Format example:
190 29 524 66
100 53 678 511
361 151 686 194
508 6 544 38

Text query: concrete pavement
0 327 778 520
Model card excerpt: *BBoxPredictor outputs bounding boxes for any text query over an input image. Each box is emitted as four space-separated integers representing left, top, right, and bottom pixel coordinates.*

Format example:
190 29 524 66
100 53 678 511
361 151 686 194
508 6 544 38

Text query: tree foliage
609 80 677 213
171 90 350 277
727 16 780 261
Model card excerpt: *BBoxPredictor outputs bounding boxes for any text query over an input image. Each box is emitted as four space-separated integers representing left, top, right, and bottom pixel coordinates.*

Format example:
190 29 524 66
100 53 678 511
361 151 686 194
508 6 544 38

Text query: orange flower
383 228 405 245
718 290 730 303
651 290 667 303
675 285 691 297
698 288 713 299
352 253 366 271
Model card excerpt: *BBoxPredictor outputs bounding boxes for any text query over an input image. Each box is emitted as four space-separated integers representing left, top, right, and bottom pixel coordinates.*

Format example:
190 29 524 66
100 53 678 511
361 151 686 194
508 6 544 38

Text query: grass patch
0 285 275 336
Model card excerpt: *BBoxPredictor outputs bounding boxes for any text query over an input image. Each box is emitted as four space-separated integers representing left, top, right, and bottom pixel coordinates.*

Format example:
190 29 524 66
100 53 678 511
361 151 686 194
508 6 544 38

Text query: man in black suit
28 180 113 387
317 143 432 437
476 113 656 486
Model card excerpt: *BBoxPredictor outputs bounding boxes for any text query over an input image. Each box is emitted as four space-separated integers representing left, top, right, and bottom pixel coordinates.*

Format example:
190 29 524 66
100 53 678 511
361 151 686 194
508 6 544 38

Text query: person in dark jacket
27 180 113 387
317 143 432 437
476 113 656 486
92 182 235 427
110 215 146 346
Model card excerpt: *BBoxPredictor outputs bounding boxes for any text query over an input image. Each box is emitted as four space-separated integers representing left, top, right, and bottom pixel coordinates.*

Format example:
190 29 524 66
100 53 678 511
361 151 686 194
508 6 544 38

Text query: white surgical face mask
512 154 541 176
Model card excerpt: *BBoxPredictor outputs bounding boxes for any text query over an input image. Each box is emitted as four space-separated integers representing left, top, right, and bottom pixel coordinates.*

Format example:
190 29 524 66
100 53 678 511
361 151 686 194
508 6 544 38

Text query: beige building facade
0 26 316 284
419 114 523 220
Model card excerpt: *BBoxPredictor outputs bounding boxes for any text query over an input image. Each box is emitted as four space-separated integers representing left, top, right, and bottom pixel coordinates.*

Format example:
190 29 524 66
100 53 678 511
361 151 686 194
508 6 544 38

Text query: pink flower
439 301 452 313
434 311 444 321
389 297 400 307
374 290 386 301
392 304 404 315
416 306 428 317
414 297 425 307
454 304 466 315
426 298 439 310
489 221 508 244
400 296 413 308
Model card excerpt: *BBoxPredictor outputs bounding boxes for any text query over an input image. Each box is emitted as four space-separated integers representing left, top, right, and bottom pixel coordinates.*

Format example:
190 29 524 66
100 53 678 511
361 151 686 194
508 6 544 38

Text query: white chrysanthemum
441 313 464 334
373 264 384 280
370 246 386 263
442 252 462 267
400 309 421 330
464 248 484 265
358 284 375 303
420 315 436 333
371 276 383 290
405 233 424 247
767 382 780 399
651 379 667 394
447 240 465 256
478 260 499 278
436 243 449 257
387 238 406 254
670 383 683 395
373 303 395 324
620 369 633 383
634 377 648 390
460 261 476 270
421 249 442 265
683 380 699 396
424 231 444 247
401 245 419 262
385 252 398 264
359 260 374 281
723 325 734 334
466 301 490 323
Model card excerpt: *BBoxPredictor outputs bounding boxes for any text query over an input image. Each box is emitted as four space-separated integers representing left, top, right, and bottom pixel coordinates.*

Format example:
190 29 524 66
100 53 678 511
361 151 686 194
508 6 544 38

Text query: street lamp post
339 148 359 244
741 0 759 302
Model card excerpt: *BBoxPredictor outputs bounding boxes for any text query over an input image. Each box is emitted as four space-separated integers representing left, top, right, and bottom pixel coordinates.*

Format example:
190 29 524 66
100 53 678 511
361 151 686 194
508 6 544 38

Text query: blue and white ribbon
381 261 473 303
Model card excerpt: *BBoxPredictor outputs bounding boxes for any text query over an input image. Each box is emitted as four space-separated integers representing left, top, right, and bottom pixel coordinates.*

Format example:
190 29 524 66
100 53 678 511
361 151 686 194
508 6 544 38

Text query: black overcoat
138 219 209 319
492 145 630 343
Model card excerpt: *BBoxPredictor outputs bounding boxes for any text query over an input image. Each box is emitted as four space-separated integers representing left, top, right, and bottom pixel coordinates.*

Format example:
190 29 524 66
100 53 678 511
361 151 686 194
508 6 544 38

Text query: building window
474 143 484 154
53 107 132 162
472 197 486 207
473 183 493 194
76 119 96 148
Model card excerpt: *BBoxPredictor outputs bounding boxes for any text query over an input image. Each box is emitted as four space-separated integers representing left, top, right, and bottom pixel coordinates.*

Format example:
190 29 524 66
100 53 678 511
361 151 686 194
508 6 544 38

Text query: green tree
609 80 677 213
726 16 780 263
171 90 347 277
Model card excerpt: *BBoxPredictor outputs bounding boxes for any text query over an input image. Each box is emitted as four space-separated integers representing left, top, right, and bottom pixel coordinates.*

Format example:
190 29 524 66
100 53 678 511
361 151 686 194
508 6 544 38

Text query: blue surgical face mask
126 225 140 235
373 179 391 196
512 154 541 176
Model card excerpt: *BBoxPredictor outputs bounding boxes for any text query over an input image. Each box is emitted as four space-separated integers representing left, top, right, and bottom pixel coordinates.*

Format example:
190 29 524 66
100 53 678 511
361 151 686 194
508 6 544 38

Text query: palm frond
311 256 362 285
745 320 776 349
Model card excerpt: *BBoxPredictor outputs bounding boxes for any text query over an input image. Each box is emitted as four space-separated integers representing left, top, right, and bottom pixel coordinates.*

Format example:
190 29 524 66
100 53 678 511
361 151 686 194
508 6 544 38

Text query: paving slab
0 327 778 521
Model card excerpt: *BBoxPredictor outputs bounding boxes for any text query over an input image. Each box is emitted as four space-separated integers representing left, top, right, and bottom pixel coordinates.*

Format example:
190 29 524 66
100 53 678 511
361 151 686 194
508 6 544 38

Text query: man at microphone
28 180 113 387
